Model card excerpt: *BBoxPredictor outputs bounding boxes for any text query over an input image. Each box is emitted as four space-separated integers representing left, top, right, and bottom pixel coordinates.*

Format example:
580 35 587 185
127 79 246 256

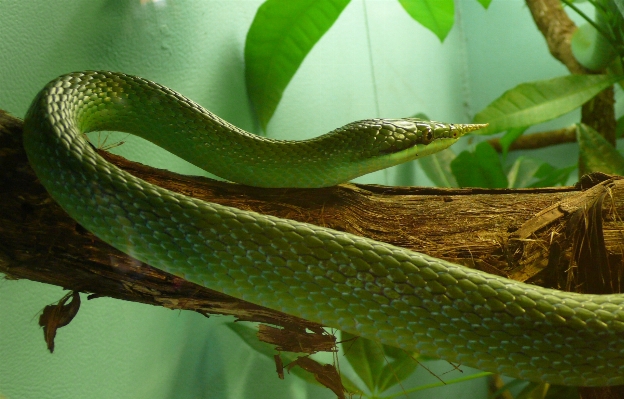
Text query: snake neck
24 71 476 188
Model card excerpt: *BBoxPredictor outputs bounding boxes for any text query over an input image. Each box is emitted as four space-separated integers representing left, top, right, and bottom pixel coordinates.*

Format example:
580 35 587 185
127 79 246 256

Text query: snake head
334 118 487 174
302 117 488 186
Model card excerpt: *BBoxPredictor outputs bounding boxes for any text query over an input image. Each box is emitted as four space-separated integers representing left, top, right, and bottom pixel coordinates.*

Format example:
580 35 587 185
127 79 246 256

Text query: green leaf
450 142 508 188
616 115 624 138
397 0 454 42
382 372 492 397
499 126 528 157
577 123 624 175
615 0 624 18
506 156 543 188
419 148 459 187
341 331 420 394
473 74 623 135
571 23 617 71
245 0 350 130
506 157 576 188
341 331 385 392
528 163 576 188
475 0 492 8
376 346 418 393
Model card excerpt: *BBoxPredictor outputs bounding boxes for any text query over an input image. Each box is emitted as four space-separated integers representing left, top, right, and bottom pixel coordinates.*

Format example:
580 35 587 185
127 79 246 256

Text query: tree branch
487 125 577 152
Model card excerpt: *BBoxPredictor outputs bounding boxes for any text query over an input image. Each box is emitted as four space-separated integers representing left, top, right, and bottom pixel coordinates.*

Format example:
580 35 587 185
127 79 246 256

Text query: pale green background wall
0 1 596 398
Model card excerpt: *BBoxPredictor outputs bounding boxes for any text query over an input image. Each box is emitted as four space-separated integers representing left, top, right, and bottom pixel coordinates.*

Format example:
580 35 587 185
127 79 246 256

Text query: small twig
487 126 577 153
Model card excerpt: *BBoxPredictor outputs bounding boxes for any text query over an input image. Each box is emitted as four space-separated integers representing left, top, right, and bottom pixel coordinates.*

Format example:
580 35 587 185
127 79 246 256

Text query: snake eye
422 127 433 144
450 125 458 138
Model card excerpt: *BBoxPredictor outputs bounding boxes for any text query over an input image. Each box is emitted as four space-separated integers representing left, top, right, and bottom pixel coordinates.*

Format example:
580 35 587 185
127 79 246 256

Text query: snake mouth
386 137 461 163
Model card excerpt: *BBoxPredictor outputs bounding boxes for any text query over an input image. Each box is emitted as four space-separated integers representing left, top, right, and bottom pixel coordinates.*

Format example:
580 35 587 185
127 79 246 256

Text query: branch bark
3 109 624 390
487 126 577 152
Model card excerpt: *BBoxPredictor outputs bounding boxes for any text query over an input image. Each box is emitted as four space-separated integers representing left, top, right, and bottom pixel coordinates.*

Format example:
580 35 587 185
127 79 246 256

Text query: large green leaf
473 74 623 135
397 0 454 42
451 142 508 188
577 123 624 175
245 0 350 130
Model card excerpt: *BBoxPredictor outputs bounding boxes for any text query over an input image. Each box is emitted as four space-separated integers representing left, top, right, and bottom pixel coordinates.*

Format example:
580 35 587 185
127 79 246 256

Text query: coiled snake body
23 71 624 386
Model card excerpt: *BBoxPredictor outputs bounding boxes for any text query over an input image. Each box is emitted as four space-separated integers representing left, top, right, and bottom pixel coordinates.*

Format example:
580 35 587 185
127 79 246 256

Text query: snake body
23 71 624 386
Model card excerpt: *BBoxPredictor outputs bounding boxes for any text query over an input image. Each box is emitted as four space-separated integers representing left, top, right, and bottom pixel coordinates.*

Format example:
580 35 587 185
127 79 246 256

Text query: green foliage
448 145 575 189
567 0 624 71
245 0 350 130
577 123 624 174
245 0 492 129
571 21 617 70
475 0 493 8
498 127 527 157
341 331 418 395
472 74 622 136
419 148 459 187
451 142 508 188
396 0 455 42
617 114 624 137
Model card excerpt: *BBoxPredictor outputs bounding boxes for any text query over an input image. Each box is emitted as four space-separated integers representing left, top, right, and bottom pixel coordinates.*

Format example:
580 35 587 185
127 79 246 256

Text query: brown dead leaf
257 324 336 354
274 354 284 380
288 357 345 399
39 291 81 353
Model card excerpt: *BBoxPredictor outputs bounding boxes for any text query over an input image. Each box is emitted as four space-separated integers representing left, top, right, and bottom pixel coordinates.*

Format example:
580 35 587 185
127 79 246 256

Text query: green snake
22 71 624 387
